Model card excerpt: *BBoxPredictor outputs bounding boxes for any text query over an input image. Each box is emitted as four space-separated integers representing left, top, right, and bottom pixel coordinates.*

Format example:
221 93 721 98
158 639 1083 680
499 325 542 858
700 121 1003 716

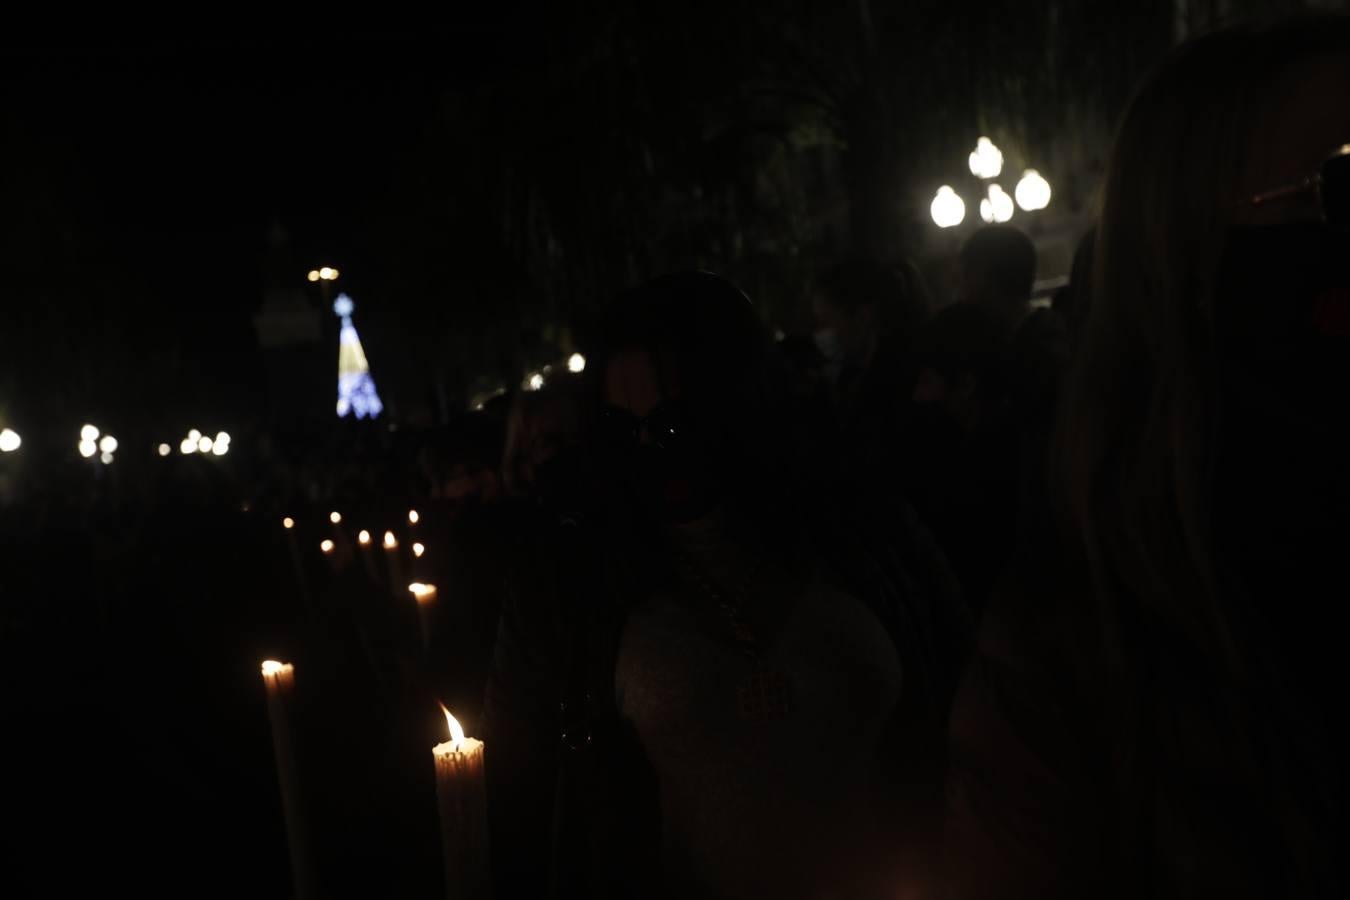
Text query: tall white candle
409 583 437 649
282 518 313 614
261 661 313 900
382 530 405 601
433 704 490 900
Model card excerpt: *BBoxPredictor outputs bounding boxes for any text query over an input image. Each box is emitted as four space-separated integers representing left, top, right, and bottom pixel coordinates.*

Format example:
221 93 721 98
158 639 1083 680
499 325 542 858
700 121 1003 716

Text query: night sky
4 29 485 309
1 20 554 428
0 6 1191 433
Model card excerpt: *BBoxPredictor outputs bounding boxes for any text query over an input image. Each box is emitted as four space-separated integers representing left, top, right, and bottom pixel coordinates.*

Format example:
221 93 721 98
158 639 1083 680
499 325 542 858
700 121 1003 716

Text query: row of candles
266 509 486 899
280 508 430 626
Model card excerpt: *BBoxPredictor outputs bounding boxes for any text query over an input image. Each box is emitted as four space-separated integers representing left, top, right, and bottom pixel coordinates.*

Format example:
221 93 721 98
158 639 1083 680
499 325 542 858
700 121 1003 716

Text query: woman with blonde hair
941 16 1348 898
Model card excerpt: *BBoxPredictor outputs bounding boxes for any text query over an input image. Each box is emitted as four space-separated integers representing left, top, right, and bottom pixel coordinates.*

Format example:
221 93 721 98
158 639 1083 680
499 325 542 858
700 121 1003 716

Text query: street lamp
980 184 1015 224
968 137 1004 180
1015 169 1052 211
930 186 966 228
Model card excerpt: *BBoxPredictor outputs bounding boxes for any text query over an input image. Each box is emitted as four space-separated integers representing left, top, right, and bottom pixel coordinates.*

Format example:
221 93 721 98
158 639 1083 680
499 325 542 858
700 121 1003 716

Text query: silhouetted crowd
5 16 1348 900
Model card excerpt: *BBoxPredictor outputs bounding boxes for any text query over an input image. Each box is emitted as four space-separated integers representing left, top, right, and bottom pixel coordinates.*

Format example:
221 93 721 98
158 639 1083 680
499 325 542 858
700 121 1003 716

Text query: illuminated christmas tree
333 294 384 419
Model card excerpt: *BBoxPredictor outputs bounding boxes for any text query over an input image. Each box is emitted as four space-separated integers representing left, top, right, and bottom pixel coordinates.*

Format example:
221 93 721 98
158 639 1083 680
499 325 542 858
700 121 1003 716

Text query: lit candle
261 661 314 900
408 582 437 648
433 704 490 900
355 529 378 582
412 542 426 558
408 509 420 525
383 530 405 602
281 517 313 614
329 511 342 525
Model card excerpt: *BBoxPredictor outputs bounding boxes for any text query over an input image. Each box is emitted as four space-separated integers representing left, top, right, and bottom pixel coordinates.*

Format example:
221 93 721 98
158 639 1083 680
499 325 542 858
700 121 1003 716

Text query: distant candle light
157 443 171 457
408 509 420 525
413 542 426 558
330 511 342 525
261 659 292 678
409 583 438 604
283 517 295 530
383 531 398 550
358 530 371 545
320 539 335 554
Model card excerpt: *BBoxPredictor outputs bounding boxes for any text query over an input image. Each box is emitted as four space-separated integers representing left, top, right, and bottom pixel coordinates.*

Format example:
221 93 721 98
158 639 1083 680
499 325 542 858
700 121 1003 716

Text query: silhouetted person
955 225 1037 337
811 258 931 498
905 302 1017 614
941 17 1349 898
486 272 966 899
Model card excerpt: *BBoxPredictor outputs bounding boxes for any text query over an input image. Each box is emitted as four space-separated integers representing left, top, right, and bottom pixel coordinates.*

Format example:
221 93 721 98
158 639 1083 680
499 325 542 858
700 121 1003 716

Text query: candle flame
358 529 371 545
261 660 292 677
383 531 397 549
441 703 466 747
329 511 342 524
283 516 295 530
320 539 335 554
412 542 425 558
409 583 437 604
408 509 420 524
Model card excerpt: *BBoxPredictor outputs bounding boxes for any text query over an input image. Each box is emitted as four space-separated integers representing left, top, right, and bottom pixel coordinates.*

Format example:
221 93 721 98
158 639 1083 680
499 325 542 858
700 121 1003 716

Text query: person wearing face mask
938 17 1349 899
485 271 969 899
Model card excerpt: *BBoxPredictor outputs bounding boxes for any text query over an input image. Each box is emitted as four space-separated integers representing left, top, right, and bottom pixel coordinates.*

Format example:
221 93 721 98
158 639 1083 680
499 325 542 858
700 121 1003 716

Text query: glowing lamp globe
1015 169 1052 211
930 186 966 228
968 137 1004 180
979 184 1015 224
